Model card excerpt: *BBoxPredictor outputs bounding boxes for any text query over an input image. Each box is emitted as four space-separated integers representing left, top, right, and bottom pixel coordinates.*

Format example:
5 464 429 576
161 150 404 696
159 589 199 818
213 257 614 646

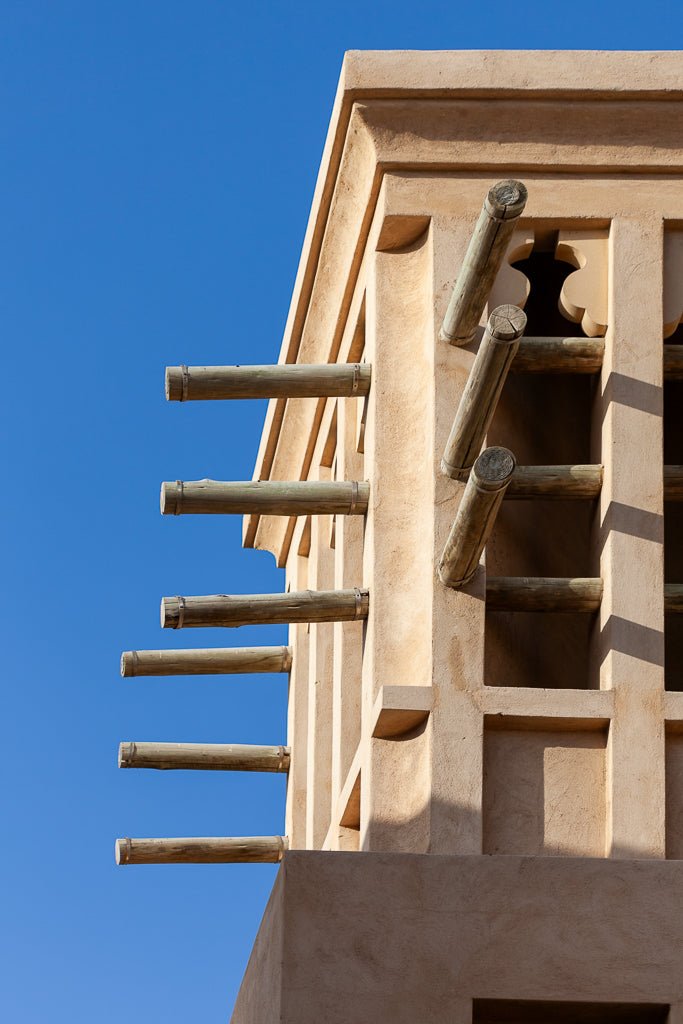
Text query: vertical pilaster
601 216 666 858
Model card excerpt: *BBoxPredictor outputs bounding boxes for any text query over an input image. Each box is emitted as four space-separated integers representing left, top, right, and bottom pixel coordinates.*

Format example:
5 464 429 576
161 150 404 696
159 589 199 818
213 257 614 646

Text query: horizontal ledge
480 686 615 726
161 480 369 516
118 742 290 772
121 646 292 677
486 577 603 612
165 363 371 400
116 836 288 865
507 465 602 499
161 589 369 629
372 685 433 739
666 585 683 612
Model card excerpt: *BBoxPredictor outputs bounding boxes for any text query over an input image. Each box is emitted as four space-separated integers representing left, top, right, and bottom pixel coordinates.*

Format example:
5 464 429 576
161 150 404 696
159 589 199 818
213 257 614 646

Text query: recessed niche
482 721 607 857
665 728 683 859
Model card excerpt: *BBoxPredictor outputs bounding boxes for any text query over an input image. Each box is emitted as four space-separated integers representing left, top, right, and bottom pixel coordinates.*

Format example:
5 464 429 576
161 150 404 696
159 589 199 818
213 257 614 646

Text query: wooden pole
160 479 369 516
665 467 683 501
116 836 288 865
507 465 603 499
665 586 683 613
161 588 369 629
165 363 371 401
512 338 604 374
664 346 683 380
121 646 292 677
486 577 603 612
439 179 528 346
438 447 515 588
442 305 527 480
118 742 290 772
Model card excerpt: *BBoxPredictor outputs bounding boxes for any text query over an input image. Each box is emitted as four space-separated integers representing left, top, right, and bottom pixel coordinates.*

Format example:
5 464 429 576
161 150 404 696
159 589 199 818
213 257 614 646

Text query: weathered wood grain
161 589 369 629
439 180 528 346
120 646 292 677
439 447 516 588
165 363 371 400
118 741 290 772
116 835 288 865
507 465 603 499
486 577 603 612
512 337 604 373
160 480 369 516
442 305 527 480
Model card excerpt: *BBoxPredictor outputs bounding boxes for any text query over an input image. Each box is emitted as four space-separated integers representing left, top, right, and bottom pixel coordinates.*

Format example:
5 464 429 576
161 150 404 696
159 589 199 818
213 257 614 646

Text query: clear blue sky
1 2 680 1020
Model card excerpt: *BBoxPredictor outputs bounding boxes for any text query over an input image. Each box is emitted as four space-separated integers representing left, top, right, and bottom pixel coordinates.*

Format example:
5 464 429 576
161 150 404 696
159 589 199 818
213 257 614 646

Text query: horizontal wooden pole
165 363 371 400
666 586 683 613
512 337 604 373
665 466 683 501
442 305 527 480
121 646 292 677
439 179 528 346
439 447 515 588
161 479 369 516
116 836 288 865
118 742 290 772
664 345 683 380
507 465 603 499
486 577 603 612
161 588 369 629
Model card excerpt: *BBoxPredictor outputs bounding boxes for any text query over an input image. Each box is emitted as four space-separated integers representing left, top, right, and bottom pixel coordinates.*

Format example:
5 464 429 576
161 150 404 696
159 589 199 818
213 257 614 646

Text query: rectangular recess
664 365 683 690
483 720 607 857
665 726 683 858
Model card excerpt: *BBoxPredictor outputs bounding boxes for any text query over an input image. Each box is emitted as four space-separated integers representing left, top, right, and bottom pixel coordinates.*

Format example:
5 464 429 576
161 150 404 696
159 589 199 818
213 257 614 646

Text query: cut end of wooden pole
488 304 527 342
160 481 182 515
120 651 137 677
118 742 135 768
485 180 528 220
472 447 516 493
165 366 185 401
161 597 184 629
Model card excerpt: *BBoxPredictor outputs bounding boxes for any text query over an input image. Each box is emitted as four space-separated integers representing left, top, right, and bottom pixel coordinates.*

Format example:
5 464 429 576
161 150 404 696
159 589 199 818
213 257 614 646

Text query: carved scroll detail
555 231 608 338
664 231 683 339
488 229 534 312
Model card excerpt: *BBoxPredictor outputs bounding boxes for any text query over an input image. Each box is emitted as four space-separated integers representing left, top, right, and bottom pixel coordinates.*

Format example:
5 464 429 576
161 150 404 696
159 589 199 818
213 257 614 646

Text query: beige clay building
119 51 683 1023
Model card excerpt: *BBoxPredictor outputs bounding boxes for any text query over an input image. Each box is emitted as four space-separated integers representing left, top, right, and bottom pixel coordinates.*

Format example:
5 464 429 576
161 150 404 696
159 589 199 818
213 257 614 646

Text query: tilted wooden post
161 588 369 629
439 179 528 347
165 363 371 401
442 305 527 481
118 742 290 772
116 836 288 865
160 479 369 516
121 646 292 677
438 447 516 588
486 577 603 612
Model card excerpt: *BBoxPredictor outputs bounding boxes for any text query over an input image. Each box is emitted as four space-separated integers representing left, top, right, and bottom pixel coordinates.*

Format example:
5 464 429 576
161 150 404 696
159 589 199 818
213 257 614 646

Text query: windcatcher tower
118 52 683 1023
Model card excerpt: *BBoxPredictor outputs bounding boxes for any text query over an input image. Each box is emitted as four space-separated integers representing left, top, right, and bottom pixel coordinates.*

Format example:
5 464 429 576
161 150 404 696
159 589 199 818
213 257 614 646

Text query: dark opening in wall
484 243 600 689
473 999 669 1024
664 323 683 690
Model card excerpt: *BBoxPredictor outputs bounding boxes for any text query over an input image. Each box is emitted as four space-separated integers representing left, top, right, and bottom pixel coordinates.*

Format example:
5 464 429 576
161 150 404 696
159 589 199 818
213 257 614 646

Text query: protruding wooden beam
507 465 603 499
160 480 369 516
116 836 288 865
512 337 604 374
439 179 528 347
664 346 683 380
666 586 683 613
118 742 290 772
439 447 515 588
665 466 683 501
442 305 527 480
120 646 292 677
165 363 371 401
486 577 603 612
161 588 369 629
